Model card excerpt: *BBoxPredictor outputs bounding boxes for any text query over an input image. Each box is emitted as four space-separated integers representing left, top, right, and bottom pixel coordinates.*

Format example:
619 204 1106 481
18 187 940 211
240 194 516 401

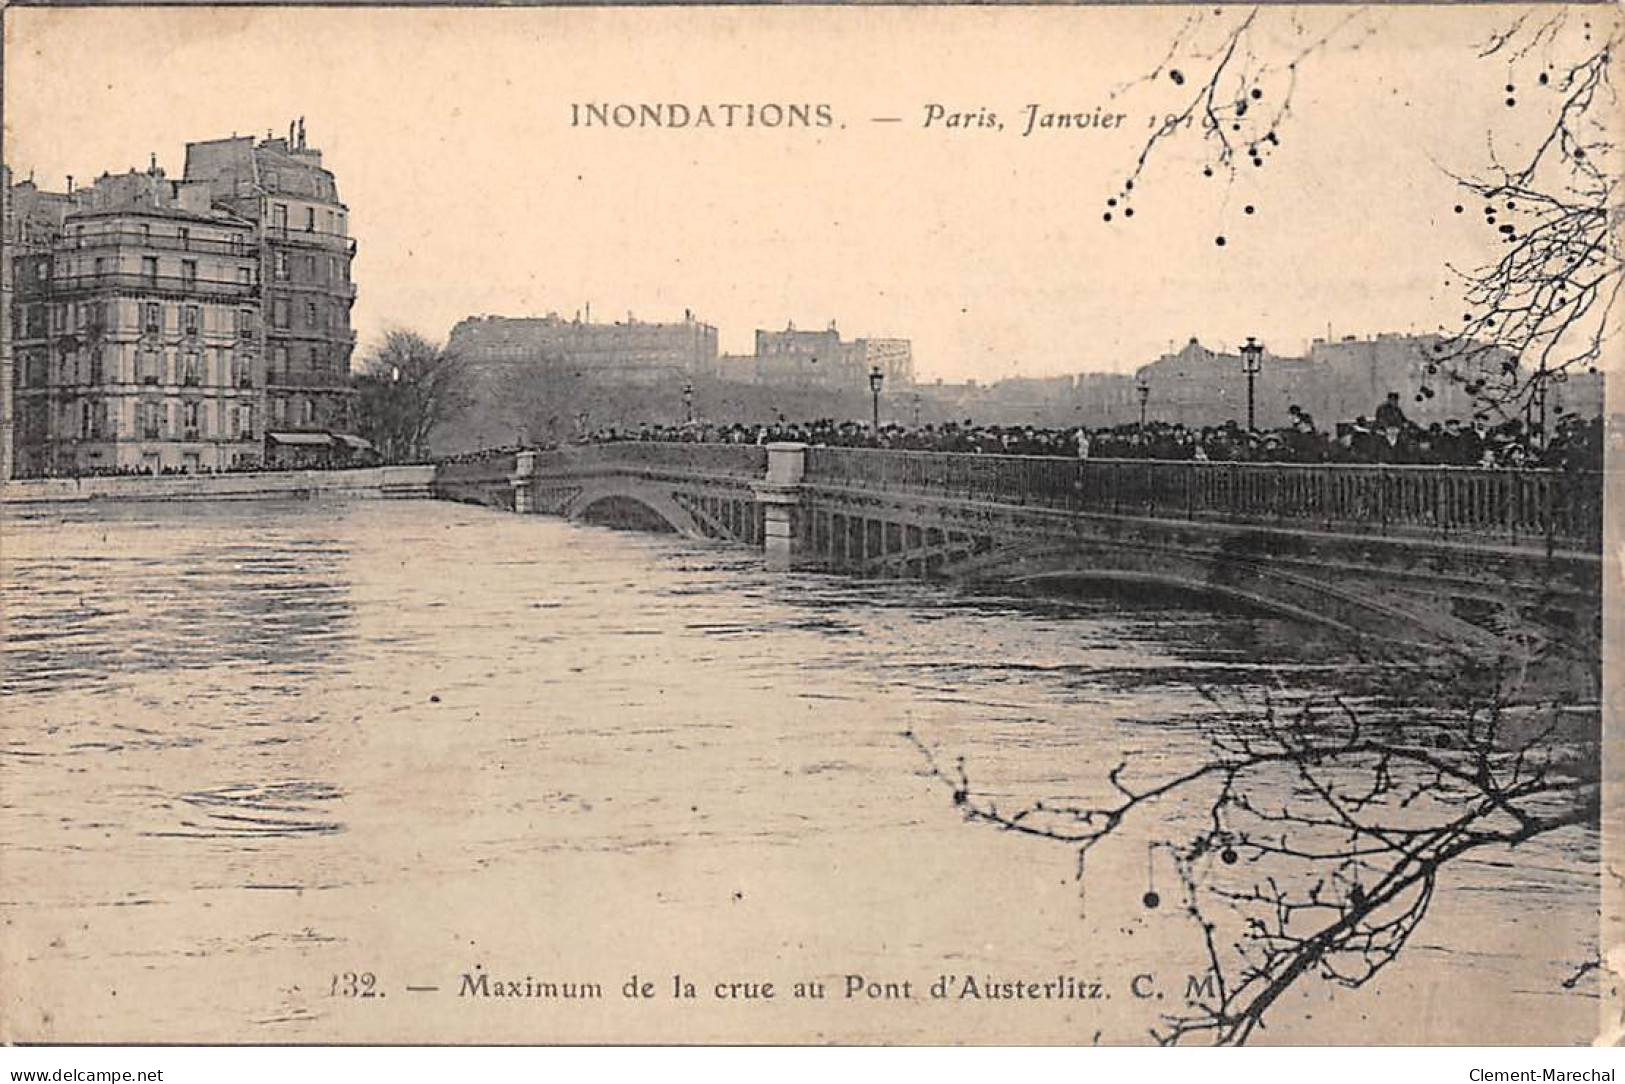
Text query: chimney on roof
66 175 74 193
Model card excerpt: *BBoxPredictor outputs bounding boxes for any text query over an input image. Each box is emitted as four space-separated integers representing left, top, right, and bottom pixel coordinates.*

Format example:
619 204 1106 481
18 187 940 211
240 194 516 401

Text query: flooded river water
0 498 1600 1043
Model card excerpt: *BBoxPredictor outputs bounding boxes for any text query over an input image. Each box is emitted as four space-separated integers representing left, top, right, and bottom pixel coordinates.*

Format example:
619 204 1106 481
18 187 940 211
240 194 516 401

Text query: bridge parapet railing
801 447 1603 551
534 441 769 479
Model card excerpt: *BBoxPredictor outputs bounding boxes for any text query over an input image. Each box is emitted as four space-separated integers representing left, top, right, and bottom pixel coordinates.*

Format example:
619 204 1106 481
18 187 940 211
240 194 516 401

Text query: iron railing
25 272 258 300
60 230 254 257
266 227 357 256
801 447 1603 551
534 441 768 479
469 442 1602 552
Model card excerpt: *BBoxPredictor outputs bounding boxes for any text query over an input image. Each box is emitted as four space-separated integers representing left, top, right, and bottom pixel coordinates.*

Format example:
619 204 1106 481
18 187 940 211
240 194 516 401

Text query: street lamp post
868 365 885 432
1240 336 1264 432
1135 381 1150 429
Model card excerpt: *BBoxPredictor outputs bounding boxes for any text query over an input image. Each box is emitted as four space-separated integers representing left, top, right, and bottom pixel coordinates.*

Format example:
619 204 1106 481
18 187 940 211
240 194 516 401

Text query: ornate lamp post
1135 380 1150 429
1240 336 1264 431
868 364 885 432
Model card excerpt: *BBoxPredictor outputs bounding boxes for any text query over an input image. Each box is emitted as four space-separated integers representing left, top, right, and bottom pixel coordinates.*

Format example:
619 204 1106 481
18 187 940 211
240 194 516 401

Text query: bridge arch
949 539 1506 653
565 479 704 538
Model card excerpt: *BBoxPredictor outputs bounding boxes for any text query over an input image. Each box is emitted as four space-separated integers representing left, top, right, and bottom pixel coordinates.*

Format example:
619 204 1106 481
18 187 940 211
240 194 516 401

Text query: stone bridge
432 442 1605 661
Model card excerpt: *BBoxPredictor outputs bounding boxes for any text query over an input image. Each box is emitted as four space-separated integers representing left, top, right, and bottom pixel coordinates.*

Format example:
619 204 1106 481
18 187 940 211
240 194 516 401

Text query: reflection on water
0 498 1599 1044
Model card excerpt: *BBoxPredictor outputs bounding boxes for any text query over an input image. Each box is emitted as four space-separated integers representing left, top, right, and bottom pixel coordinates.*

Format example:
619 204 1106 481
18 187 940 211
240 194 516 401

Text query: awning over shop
268 431 336 446
334 434 374 451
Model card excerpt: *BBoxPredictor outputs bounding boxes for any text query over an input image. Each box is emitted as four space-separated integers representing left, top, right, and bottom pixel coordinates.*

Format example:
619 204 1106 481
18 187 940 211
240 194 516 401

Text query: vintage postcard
0 2 1618 1049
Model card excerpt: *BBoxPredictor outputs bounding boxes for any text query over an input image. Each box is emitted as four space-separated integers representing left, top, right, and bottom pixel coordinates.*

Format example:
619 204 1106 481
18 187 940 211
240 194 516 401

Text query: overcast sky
4 6 1604 382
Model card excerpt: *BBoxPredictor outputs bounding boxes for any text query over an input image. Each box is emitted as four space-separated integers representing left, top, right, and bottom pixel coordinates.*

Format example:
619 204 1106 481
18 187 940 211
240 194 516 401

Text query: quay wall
0 465 436 504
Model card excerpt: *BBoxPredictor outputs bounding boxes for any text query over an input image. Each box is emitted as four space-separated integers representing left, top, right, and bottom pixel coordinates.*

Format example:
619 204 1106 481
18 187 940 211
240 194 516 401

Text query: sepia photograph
0 1 1619 1054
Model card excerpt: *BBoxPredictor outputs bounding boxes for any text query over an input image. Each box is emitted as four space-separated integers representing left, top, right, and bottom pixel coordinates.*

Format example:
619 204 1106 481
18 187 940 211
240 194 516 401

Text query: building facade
750 321 915 391
449 311 719 388
183 125 358 444
5 124 359 476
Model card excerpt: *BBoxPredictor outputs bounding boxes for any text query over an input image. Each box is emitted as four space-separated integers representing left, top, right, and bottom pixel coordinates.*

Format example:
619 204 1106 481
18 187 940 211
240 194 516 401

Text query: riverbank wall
0 465 436 505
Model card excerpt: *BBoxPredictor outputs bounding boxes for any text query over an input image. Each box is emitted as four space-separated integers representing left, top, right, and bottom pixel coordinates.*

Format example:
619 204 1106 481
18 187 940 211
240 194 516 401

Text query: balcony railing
266 226 357 256
62 230 253 258
266 369 353 390
31 272 259 300
801 447 1603 552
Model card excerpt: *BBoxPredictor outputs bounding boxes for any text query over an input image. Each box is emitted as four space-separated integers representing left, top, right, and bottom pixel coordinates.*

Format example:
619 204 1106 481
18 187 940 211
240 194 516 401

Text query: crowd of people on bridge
580 395 1605 472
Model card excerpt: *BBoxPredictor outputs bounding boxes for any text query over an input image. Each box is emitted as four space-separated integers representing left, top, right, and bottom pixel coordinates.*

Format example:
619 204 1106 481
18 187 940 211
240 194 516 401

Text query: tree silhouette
1102 8 1619 429
353 329 473 461
1431 12 1620 430
907 647 1600 1044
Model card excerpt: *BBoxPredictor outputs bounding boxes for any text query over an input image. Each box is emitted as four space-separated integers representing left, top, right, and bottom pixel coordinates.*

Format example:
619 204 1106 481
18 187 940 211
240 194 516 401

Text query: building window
241 404 255 440
338 213 346 236
305 253 317 280
274 251 289 280
182 351 201 386
94 256 107 277
180 259 197 286
237 353 254 388
89 348 103 386
143 303 162 333
274 298 290 329
141 256 158 284
177 227 190 250
183 400 200 438
311 344 329 372
238 266 253 285
304 207 315 232
301 398 314 425
139 224 151 243
305 301 317 328
230 234 246 256
273 397 288 426
270 345 287 383
238 308 256 340
183 305 200 334
141 400 162 439
272 202 287 229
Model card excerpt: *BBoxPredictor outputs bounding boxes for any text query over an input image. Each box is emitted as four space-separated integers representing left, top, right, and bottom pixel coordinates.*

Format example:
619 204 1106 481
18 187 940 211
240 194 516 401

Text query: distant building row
918 334 1604 432
446 314 915 390
3 122 358 478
